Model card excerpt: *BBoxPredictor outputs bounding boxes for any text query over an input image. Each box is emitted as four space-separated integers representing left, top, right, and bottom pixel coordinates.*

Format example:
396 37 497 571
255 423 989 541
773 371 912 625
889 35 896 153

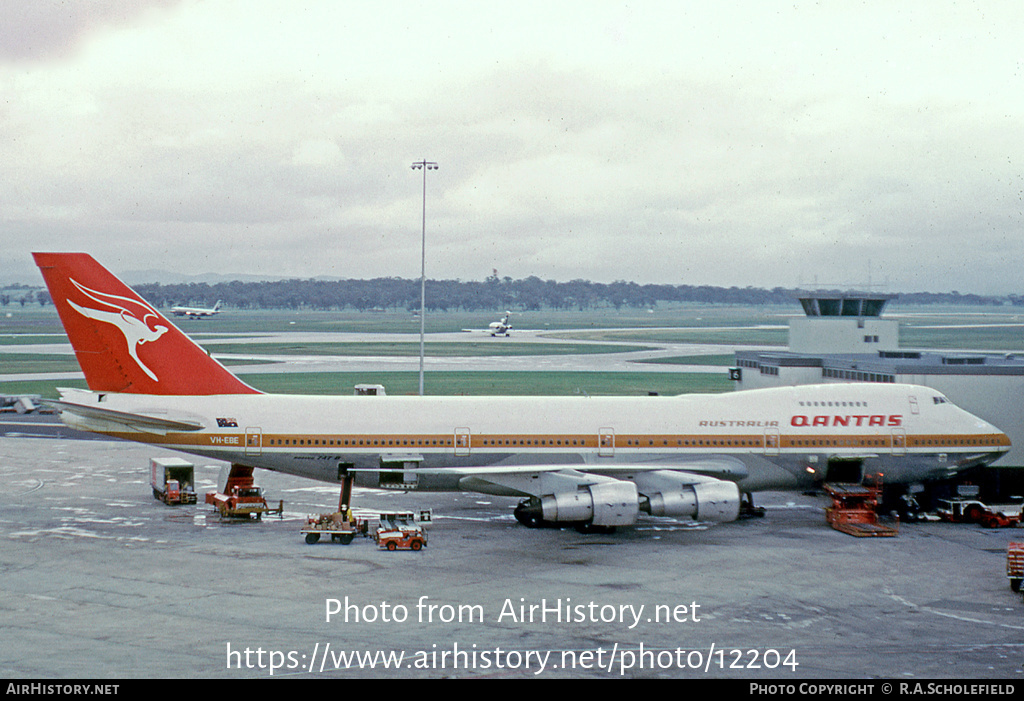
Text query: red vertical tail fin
33 252 259 395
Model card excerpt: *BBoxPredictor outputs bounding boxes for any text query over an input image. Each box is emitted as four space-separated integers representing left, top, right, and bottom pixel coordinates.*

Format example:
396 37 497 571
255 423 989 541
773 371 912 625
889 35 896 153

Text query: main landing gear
740 492 766 519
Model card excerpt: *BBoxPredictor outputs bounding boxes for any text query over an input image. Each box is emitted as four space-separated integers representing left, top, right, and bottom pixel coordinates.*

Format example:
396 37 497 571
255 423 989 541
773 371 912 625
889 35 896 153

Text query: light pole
411 159 438 396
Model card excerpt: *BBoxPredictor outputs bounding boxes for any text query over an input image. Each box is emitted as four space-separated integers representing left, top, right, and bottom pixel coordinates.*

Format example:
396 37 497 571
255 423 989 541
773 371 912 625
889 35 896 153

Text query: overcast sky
2 1 1023 294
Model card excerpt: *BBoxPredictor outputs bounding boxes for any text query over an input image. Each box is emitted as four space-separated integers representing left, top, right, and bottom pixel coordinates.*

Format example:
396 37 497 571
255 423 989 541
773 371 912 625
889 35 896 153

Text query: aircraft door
454 427 471 457
825 458 863 483
245 427 262 457
764 428 780 457
891 428 907 456
598 428 615 457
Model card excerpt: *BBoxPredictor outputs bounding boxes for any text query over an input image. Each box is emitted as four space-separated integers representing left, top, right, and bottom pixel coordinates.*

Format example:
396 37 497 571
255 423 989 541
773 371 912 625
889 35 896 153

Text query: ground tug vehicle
936 498 1022 528
374 512 427 551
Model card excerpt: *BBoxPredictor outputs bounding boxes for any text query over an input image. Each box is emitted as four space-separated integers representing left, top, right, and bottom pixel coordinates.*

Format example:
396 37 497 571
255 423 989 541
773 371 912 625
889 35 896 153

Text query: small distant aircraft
489 311 512 336
171 301 222 318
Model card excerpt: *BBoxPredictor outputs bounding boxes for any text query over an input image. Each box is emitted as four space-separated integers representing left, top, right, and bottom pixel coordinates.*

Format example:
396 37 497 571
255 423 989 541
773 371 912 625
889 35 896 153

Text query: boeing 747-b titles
34 253 1011 533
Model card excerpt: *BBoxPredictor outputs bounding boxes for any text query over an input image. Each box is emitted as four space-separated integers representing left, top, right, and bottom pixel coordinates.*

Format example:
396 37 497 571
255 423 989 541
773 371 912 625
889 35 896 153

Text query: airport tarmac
1 428 1022 679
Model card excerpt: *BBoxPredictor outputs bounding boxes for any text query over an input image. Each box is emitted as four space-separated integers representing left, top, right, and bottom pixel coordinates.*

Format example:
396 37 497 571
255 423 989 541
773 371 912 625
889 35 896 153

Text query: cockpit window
933 396 947 404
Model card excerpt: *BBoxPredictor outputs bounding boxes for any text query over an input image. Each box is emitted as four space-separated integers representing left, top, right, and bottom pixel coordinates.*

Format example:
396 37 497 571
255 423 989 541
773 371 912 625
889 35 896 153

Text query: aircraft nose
984 424 1011 462
984 418 1011 448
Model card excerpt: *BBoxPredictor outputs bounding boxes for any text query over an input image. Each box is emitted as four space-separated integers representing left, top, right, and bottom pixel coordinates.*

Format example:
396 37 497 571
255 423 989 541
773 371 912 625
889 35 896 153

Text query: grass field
898 325 1024 350
0 371 731 399
551 328 790 345
0 353 80 374
233 370 731 396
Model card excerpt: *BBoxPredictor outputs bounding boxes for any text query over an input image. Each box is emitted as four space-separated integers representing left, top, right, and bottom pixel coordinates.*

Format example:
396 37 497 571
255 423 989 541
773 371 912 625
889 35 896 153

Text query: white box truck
151 457 197 505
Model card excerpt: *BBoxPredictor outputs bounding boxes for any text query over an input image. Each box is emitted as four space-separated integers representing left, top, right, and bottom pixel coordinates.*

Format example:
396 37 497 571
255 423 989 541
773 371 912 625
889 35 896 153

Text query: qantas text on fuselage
791 415 903 427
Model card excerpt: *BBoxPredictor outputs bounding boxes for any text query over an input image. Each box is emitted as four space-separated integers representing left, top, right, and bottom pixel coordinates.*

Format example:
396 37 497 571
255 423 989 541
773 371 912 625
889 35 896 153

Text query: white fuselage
56 383 1009 494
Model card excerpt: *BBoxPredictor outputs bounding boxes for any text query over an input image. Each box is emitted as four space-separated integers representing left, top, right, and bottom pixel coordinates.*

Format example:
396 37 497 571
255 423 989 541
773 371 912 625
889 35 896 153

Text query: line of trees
128 277 835 312
131 275 1017 312
10 275 1020 311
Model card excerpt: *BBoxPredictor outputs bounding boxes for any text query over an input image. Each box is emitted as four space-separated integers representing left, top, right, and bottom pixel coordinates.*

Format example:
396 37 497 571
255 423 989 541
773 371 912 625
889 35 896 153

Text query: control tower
789 293 898 354
733 291 1024 471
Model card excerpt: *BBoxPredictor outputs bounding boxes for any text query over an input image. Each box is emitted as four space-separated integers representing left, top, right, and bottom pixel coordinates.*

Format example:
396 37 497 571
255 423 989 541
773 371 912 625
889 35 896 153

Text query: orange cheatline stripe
101 430 1009 452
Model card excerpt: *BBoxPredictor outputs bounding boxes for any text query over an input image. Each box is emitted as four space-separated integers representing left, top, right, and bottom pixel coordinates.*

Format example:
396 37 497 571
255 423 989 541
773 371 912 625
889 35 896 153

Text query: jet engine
514 480 639 530
635 471 741 523
511 471 741 531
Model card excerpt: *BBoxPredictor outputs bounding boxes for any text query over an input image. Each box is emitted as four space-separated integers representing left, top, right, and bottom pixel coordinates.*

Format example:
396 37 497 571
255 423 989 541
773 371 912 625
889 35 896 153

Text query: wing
421 459 744 527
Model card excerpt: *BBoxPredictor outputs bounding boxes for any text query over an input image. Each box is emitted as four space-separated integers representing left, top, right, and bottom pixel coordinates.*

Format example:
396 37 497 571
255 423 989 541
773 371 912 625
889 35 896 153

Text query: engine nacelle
540 481 640 527
641 479 741 523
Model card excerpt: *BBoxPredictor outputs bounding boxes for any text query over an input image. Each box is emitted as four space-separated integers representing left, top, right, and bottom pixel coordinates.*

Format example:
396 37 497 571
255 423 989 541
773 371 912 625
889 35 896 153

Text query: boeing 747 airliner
34 253 1011 532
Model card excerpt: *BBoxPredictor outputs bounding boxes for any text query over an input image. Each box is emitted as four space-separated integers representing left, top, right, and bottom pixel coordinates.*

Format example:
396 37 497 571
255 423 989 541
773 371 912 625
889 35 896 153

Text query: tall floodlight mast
410 160 438 396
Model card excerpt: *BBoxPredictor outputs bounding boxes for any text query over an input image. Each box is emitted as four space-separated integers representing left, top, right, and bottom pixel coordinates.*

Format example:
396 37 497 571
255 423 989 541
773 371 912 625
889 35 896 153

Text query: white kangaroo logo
67 278 168 382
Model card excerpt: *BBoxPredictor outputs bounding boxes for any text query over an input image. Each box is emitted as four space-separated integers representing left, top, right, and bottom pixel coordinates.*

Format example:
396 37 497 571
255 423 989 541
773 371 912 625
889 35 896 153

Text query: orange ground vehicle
373 512 427 551
981 510 1022 529
205 465 283 519
823 483 897 537
935 498 988 523
936 498 1022 528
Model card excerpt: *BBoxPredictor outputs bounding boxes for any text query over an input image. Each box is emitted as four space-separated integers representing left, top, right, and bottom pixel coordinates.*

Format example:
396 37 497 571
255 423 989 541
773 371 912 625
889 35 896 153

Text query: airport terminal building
733 294 1024 482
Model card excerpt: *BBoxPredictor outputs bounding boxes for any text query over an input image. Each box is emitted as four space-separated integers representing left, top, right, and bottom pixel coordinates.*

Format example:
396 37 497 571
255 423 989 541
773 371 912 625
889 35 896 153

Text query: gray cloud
3 2 1024 294
0 0 181 61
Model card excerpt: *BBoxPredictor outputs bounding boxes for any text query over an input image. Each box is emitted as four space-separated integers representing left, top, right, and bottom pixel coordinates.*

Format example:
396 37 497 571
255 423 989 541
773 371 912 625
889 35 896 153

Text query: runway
1 430 1022 679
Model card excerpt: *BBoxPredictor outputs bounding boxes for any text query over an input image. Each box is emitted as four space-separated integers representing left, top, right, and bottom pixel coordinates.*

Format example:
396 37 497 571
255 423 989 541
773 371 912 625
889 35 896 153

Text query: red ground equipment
374 512 427 551
937 498 1022 528
936 498 989 523
823 483 898 537
206 464 282 519
981 510 1022 529
1008 542 1023 597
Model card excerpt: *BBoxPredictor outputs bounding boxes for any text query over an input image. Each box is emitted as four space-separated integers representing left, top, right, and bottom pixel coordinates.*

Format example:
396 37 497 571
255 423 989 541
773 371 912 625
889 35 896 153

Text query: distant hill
122 269 289 285
122 269 348 286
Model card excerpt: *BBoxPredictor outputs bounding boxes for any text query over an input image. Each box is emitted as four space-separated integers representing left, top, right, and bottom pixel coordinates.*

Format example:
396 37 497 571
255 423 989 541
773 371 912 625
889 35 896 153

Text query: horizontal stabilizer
45 399 204 435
